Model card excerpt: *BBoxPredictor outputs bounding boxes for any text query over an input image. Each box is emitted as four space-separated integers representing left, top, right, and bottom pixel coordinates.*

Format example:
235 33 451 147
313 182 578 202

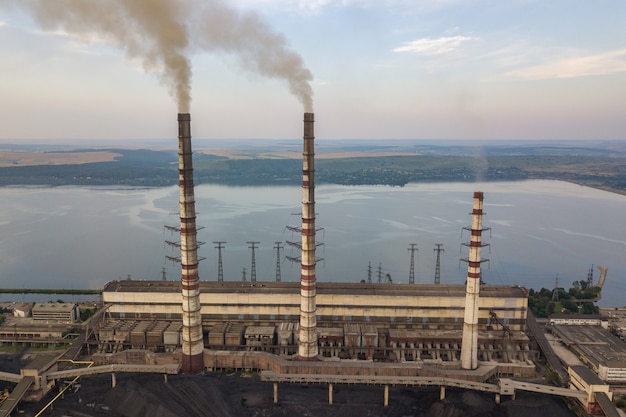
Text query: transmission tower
552 274 559 302
274 242 283 282
247 241 260 282
434 243 444 285
408 243 418 284
377 262 383 284
242 267 247 282
214 241 226 282
161 267 167 281
587 264 594 287
367 262 372 284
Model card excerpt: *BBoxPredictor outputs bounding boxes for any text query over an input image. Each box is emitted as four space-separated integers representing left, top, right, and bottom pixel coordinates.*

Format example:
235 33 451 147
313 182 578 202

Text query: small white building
598 360 626 384
12 303 33 318
549 314 602 326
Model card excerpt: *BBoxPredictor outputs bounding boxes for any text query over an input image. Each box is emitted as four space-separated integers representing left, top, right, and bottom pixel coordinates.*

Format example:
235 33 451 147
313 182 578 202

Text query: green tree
581 302 599 315
562 300 578 313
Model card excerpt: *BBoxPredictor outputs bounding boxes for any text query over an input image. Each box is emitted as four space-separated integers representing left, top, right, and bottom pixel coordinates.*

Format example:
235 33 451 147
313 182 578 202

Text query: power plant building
100 280 532 363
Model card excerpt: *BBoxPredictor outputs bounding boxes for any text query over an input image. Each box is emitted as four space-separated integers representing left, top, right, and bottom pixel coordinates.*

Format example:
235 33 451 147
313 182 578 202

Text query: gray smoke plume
1 0 313 112
191 1 314 112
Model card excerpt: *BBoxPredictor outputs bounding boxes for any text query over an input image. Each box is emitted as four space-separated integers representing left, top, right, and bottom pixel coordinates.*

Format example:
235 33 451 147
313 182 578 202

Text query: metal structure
367 262 372 284
298 112 318 360
434 243 444 285
214 241 226 282
587 265 594 288
552 274 560 302
460 192 488 370
176 113 204 373
274 242 283 282
247 241 260 282
408 243 417 284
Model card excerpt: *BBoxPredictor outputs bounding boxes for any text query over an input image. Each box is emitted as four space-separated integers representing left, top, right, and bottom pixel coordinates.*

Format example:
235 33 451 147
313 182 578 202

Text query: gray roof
103 280 528 298
570 365 604 385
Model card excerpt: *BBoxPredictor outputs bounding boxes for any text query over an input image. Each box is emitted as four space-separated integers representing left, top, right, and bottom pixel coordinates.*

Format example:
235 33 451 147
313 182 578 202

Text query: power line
213 241 226 282
434 243 444 285
408 243 418 284
247 241 260 282
552 274 559 302
274 242 283 282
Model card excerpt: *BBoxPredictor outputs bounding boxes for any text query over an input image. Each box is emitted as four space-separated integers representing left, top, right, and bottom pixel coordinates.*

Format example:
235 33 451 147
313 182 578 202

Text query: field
1 140 625 193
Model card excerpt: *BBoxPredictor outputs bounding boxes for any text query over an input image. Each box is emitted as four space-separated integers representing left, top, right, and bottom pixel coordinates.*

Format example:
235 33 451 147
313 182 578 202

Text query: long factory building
100 280 533 363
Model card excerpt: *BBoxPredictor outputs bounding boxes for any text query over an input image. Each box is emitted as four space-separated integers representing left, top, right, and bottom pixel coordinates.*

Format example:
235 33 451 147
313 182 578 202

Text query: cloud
506 48 626 80
393 36 475 55
0 20 6 27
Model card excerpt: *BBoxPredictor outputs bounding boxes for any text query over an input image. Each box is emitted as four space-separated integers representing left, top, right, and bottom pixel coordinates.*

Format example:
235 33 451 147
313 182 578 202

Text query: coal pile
15 373 578 417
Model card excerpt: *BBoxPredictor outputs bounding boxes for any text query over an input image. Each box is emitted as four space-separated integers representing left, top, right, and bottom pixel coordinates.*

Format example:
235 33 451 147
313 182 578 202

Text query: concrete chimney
177 113 204 373
298 112 318 359
461 191 485 370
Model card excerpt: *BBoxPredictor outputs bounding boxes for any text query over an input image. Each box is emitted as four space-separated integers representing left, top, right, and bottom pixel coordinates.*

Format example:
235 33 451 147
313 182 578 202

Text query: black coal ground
14 372 579 417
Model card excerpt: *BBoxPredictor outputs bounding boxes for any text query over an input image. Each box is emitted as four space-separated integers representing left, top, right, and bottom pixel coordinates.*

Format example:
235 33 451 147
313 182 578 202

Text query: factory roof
551 325 626 369
245 326 276 337
569 365 604 385
32 302 77 313
12 303 32 313
103 280 527 298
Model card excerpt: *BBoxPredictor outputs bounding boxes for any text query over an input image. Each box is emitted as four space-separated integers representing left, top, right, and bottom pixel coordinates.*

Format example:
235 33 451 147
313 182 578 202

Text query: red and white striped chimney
461 191 484 370
177 113 204 373
298 112 318 359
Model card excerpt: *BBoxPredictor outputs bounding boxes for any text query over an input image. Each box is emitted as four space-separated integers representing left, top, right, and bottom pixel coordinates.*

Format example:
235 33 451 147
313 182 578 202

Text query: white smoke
0 0 313 112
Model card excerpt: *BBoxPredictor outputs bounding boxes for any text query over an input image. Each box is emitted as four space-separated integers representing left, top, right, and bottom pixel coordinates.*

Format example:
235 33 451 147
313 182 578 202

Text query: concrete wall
102 282 527 331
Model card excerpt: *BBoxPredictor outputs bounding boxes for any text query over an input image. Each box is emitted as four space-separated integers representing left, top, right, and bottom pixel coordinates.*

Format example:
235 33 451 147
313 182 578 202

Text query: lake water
0 180 624 307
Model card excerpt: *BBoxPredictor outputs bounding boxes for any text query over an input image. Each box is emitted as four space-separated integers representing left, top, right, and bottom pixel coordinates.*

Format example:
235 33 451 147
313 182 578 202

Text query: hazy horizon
1 138 625 148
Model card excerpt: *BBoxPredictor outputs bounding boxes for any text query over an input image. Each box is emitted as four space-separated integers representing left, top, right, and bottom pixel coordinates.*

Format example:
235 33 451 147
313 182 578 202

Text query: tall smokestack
177 113 204 373
298 112 318 359
461 191 485 370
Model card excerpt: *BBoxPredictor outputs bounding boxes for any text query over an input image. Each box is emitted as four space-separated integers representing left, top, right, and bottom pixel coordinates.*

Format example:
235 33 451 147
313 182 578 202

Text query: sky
1 0 625 141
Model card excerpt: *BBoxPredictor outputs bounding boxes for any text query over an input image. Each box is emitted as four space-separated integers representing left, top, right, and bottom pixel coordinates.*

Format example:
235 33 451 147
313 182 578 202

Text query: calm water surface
0 180 624 306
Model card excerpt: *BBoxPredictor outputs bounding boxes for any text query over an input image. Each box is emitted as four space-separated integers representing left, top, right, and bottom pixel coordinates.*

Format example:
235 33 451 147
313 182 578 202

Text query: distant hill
0 141 625 194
